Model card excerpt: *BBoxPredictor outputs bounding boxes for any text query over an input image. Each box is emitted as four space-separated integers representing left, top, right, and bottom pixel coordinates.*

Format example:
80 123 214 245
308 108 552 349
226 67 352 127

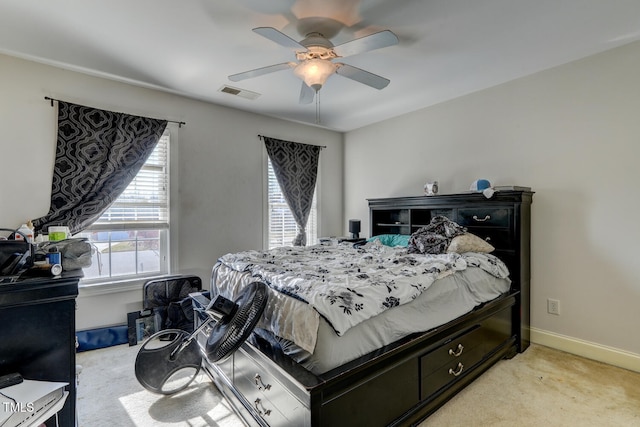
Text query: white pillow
447 233 495 254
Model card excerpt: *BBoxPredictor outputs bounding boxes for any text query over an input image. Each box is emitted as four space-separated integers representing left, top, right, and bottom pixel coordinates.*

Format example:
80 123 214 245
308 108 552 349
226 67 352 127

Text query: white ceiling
2 0 640 132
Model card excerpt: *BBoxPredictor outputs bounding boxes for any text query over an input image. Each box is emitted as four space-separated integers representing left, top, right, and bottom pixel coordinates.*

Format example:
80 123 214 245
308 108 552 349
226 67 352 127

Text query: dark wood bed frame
198 189 533 426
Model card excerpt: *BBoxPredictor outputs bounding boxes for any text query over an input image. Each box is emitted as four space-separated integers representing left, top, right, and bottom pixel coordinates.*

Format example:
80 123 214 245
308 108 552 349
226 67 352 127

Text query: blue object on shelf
470 179 491 191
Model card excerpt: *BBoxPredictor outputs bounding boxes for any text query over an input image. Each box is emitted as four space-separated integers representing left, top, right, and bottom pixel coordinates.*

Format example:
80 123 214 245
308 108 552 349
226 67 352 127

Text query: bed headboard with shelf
368 189 533 351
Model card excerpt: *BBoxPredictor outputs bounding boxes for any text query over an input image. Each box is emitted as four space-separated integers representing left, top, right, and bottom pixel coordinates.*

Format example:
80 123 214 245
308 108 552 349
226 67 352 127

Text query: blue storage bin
76 325 128 352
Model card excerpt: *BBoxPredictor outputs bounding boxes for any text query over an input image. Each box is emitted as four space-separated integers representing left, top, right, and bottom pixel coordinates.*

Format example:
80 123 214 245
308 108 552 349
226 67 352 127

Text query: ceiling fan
228 22 399 104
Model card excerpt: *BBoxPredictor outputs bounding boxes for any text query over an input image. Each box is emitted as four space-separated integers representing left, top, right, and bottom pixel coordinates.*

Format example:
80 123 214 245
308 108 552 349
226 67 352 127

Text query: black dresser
0 271 80 427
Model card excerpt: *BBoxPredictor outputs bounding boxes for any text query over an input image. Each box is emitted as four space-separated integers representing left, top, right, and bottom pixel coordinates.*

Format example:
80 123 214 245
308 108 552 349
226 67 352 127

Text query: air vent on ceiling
219 85 260 100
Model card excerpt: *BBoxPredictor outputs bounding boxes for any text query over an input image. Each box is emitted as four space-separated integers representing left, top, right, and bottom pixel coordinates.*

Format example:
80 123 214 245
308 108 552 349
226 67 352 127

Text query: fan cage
208 289 267 361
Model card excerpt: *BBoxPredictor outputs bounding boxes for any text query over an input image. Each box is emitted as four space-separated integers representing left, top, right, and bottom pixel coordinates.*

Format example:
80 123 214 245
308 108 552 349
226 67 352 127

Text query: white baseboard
530 327 640 373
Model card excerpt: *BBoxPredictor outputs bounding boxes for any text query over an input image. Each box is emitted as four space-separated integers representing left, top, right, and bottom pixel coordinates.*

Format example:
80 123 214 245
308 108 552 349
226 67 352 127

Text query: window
79 128 171 282
267 158 317 249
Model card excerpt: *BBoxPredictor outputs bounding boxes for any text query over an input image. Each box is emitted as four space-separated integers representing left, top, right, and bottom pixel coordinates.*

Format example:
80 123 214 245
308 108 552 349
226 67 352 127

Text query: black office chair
142 275 203 331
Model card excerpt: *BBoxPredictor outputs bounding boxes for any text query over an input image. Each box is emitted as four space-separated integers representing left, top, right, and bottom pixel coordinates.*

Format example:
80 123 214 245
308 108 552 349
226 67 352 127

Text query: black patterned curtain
32 101 167 235
263 136 321 246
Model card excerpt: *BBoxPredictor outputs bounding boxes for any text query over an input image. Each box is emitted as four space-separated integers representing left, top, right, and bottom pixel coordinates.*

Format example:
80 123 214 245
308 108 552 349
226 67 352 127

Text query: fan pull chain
315 91 321 125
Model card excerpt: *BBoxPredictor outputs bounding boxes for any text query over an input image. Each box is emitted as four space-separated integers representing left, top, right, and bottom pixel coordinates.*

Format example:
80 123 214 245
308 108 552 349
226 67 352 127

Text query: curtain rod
44 96 186 127
258 134 326 149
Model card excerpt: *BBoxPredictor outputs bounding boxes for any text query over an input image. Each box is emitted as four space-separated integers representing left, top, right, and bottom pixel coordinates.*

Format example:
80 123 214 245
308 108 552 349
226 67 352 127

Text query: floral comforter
217 241 509 338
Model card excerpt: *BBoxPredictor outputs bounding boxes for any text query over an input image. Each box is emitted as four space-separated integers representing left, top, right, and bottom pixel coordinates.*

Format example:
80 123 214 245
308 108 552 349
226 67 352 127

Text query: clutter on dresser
47 226 70 242
0 228 35 276
15 222 35 242
35 238 92 271
1 224 93 278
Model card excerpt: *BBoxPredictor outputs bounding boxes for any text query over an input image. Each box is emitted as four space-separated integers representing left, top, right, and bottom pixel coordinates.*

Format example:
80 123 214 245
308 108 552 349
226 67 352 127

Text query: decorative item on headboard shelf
424 180 438 196
470 179 495 198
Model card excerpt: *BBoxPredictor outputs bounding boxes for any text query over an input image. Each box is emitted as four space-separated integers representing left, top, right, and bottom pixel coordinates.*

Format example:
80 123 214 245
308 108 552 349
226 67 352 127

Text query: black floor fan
134 281 268 395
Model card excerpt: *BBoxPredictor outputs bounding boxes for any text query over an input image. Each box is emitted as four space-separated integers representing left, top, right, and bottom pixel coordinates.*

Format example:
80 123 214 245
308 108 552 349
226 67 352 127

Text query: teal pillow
368 234 410 247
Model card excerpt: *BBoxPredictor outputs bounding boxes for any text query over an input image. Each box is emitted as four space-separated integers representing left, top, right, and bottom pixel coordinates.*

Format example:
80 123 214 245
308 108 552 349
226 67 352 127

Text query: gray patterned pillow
407 216 466 254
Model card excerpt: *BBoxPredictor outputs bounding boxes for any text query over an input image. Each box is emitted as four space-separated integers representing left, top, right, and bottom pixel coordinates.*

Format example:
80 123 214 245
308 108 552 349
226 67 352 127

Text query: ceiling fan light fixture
293 59 337 91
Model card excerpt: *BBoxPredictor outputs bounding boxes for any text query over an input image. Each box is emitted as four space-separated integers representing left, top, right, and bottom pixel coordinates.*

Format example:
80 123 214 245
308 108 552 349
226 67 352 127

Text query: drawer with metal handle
234 347 309 426
457 208 511 228
463 227 513 249
419 325 486 372
420 344 485 399
418 305 512 400
234 369 308 426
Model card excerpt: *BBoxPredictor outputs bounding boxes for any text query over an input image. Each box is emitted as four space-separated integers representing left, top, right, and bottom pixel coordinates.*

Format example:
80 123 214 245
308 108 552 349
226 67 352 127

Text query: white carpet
77 343 640 426
423 344 640 426
76 344 242 427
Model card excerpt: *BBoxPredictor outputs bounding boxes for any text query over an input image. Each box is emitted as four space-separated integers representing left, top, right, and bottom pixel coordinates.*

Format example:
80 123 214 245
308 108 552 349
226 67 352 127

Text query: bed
196 189 533 426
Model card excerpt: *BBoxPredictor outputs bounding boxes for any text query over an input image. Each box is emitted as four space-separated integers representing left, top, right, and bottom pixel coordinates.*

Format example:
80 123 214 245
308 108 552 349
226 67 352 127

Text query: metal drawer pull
254 374 271 391
472 215 491 222
254 398 271 416
448 344 464 357
448 363 464 377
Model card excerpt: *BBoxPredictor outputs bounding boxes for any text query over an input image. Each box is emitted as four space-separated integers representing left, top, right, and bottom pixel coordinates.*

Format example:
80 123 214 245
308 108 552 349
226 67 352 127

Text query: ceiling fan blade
335 63 390 90
299 82 315 104
228 62 295 82
333 30 399 58
253 27 306 50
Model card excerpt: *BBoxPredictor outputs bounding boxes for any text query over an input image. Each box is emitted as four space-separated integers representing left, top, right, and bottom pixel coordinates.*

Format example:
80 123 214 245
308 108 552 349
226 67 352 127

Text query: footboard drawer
419 327 485 399
420 345 485 398
420 325 486 370
320 358 419 427
234 345 309 426
419 306 512 399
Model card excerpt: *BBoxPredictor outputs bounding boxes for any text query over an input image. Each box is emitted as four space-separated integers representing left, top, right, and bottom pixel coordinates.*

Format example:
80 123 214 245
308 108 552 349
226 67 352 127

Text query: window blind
91 131 169 231
268 158 317 248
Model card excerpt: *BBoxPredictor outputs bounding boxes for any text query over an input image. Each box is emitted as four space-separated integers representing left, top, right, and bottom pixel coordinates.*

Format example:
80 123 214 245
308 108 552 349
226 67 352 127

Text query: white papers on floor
0 380 68 427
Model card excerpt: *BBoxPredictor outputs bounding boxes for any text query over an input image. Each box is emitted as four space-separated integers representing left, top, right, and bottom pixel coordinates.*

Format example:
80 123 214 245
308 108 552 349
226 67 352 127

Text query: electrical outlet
547 298 560 315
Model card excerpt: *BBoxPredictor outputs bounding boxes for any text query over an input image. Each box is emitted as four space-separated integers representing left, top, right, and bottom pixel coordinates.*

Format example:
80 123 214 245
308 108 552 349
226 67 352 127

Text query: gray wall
3 39 639 369
0 53 344 330
344 41 640 361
